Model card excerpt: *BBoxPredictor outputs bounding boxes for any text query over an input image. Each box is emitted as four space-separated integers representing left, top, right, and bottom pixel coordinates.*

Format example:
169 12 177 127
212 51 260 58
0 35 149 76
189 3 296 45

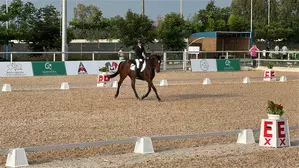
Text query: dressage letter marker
259 118 290 148
97 73 111 87
263 69 276 81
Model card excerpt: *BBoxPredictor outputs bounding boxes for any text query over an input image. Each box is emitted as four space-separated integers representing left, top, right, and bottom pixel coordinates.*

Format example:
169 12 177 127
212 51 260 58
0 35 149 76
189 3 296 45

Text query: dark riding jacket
135 45 146 60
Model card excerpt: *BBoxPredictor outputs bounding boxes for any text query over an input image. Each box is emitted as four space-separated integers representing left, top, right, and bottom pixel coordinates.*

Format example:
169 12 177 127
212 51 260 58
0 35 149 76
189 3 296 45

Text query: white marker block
6 148 29 167
60 82 70 90
243 77 251 84
237 129 255 144
160 80 168 86
203 78 211 85
134 137 155 154
112 81 118 88
2 84 12 92
279 76 287 82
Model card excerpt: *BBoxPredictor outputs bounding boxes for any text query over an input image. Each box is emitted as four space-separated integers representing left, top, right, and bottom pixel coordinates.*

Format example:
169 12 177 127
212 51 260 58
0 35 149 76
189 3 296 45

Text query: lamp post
62 0 67 61
5 0 9 60
250 0 253 47
180 0 183 18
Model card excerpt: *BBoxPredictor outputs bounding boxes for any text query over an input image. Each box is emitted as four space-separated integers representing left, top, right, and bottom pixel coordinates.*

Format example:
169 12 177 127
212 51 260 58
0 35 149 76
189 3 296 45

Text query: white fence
1 50 299 71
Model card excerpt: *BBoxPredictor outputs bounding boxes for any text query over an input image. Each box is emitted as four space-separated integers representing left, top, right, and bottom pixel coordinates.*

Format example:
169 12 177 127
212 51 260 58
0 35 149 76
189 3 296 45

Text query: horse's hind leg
129 76 140 100
141 83 151 100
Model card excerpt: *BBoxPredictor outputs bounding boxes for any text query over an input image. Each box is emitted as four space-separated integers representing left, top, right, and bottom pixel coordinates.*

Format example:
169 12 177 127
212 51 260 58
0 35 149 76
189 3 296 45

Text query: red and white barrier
97 73 110 87
263 69 276 81
259 118 290 148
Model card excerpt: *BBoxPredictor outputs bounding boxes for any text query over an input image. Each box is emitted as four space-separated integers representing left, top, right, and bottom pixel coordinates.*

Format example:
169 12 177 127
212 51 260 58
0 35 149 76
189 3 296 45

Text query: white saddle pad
130 61 146 72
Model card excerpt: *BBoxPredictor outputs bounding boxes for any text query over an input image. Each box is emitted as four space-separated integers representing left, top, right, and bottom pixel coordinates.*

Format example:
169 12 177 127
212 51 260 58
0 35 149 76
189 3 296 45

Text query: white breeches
135 59 143 68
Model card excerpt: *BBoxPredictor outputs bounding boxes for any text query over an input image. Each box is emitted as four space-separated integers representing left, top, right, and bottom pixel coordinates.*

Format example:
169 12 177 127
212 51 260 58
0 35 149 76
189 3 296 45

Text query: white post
258 52 261 67
250 0 253 32
92 52 95 61
53 53 56 62
61 0 67 61
196 53 198 59
10 53 12 62
268 0 271 25
183 49 187 70
180 0 183 18
226 52 229 59
163 52 167 71
129 52 132 60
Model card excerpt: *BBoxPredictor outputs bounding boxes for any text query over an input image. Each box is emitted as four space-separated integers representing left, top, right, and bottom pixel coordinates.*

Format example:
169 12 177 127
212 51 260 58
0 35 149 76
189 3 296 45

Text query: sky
0 0 233 22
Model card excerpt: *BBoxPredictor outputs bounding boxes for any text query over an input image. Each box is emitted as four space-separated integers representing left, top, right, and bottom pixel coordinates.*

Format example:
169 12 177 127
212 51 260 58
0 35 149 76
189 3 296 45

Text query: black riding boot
136 68 140 79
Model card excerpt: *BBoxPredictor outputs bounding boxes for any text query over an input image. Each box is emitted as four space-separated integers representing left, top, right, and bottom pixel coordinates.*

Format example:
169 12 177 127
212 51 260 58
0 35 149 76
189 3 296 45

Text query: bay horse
108 53 162 101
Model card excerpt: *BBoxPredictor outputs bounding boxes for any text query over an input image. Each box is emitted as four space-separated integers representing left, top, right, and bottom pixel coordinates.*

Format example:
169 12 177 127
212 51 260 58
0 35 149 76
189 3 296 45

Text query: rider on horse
134 39 147 78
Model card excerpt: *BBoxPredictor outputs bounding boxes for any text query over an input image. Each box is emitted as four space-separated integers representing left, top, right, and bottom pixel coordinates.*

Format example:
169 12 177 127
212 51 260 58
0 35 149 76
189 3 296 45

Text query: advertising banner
216 59 241 72
32 61 67 76
65 60 122 75
191 59 217 72
0 62 34 77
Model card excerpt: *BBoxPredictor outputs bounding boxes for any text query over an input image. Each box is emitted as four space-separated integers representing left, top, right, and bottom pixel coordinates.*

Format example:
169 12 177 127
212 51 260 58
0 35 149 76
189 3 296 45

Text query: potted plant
267 63 273 69
99 66 109 73
267 100 284 119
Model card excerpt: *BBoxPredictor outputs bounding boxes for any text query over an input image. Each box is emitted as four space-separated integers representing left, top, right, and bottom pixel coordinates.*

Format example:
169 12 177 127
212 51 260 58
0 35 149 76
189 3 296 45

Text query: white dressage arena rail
0 125 298 155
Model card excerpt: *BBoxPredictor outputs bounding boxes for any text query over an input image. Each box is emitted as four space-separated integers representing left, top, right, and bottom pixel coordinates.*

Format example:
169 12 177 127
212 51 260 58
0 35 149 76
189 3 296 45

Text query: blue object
5 44 8 60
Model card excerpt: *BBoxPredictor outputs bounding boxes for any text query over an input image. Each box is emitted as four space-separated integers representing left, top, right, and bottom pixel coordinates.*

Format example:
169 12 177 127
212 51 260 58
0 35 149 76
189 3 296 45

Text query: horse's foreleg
141 83 151 100
149 81 161 101
130 77 140 100
115 76 125 99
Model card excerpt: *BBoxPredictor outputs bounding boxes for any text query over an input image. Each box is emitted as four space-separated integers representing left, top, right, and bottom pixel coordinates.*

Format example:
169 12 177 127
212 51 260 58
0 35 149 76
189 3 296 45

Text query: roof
189 31 251 38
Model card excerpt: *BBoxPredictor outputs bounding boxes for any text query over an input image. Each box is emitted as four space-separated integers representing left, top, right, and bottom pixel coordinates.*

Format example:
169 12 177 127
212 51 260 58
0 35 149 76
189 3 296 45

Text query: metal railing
1 50 299 71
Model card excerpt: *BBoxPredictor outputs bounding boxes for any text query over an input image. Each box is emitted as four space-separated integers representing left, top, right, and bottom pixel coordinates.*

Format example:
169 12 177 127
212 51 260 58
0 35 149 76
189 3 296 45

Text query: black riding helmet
137 39 142 43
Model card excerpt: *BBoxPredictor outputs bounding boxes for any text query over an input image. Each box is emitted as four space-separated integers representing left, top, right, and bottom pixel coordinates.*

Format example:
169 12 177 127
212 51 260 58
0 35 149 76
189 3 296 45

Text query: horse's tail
108 61 123 78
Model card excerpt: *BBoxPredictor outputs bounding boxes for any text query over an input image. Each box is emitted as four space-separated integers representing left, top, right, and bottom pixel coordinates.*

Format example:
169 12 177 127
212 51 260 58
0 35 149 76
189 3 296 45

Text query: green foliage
157 12 189 51
267 63 273 69
117 10 156 48
26 5 61 52
69 3 107 40
228 15 250 31
267 100 284 116
195 0 230 31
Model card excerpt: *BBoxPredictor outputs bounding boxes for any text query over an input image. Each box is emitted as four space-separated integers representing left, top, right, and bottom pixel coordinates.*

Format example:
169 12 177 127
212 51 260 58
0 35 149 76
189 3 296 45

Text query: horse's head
148 54 162 73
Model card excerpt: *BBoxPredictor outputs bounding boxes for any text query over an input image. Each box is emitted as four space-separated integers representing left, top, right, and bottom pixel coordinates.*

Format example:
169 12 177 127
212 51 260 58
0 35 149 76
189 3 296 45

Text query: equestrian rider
134 39 147 77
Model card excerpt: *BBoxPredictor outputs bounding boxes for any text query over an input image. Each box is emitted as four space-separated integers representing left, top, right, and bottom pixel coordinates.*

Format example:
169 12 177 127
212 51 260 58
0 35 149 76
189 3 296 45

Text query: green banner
32 62 67 76
216 59 240 72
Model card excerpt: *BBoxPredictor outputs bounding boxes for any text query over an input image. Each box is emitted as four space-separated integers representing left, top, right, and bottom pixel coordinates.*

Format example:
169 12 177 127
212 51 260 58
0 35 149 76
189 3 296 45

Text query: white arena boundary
1 75 299 91
0 125 298 167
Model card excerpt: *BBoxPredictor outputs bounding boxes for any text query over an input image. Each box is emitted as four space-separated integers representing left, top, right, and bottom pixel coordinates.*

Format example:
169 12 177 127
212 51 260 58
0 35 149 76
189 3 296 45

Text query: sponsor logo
43 62 57 74
200 60 209 71
6 63 25 76
78 62 88 74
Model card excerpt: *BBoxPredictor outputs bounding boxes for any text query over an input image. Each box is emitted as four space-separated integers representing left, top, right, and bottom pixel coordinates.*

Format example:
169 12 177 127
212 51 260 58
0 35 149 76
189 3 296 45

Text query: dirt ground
0 70 298 167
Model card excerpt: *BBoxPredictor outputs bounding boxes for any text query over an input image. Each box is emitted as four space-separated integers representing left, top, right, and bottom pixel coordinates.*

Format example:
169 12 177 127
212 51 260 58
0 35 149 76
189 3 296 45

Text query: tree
26 5 63 52
228 15 250 31
195 0 230 31
0 0 36 46
157 12 188 51
69 3 107 40
117 10 156 48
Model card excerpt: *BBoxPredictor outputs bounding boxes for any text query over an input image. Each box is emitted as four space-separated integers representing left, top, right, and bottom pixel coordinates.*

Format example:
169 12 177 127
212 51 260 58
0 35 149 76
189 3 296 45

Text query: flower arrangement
267 63 274 69
267 100 284 116
99 66 109 72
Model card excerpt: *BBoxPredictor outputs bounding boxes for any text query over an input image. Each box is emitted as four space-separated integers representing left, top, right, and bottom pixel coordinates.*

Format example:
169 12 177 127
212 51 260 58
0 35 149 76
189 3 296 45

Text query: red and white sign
97 72 111 87
259 119 290 148
263 69 276 81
